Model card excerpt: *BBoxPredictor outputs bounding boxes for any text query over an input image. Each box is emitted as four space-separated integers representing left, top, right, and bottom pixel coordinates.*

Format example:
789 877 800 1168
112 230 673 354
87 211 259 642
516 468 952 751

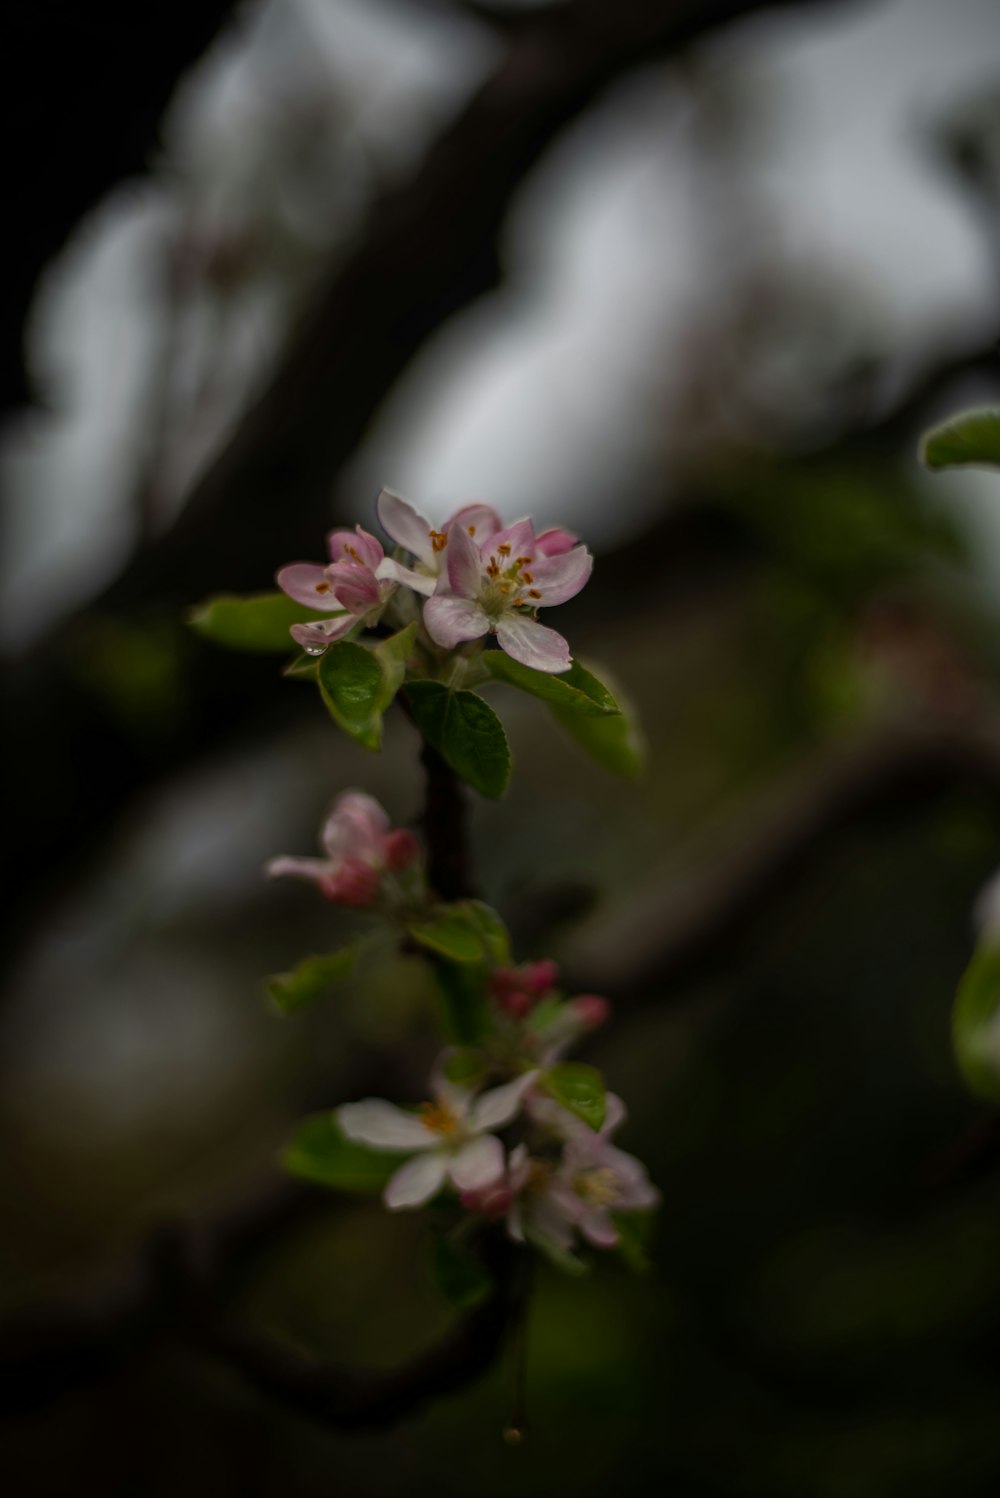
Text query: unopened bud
321 858 381 909
523 958 559 996
570 994 611 1031
460 1182 514 1219
499 989 533 1019
383 827 421 873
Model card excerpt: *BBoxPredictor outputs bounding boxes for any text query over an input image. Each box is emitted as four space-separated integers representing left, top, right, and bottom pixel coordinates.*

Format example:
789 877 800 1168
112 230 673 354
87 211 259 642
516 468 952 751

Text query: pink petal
326 561 380 614
423 594 490 649
444 502 502 544
384 1151 449 1209
600 1093 627 1138
494 615 571 673
375 556 437 596
375 488 436 565
483 518 536 565
322 791 390 863
276 563 343 610
289 616 354 651
579 1207 620 1249
327 525 384 571
338 1099 437 1151
529 545 593 606
535 527 578 557
444 518 483 598
448 1135 504 1193
266 855 331 883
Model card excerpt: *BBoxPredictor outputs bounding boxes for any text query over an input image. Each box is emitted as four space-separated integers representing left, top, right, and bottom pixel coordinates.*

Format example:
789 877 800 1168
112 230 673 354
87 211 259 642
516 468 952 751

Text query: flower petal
321 791 390 863
337 1099 437 1151
276 563 343 610
375 557 437 596
529 545 593 606
384 1151 449 1209
448 1135 504 1193
601 1093 627 1138
444 517 483 598
266 856 331 883
375 488 436 565
327 526 384 571
535 526 578 557
494 615 571 673
289 616 354 651
423 594 491 649
444 502 502 544
482 518 536 566
470 1070 538 1132
326 561 380 614
578 1207 620 1249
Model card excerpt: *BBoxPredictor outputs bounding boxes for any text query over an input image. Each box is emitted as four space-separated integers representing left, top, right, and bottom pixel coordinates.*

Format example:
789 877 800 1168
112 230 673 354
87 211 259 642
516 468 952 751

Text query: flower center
574 1167 620 1208
419 1100 461 1136
480 548 540 617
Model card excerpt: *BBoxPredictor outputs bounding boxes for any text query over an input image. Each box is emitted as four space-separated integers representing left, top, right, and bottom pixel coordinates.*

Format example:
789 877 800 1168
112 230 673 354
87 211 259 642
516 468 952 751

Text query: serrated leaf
188 592 338 653
545 1061 607 1131
483 653 621 717
374 622 419 711
551 666 644 778
429 1232 495 1309
318 640 386 750
953 943 1000 1101
265 946 359 1016
407 900 510 965
405 681 511 799
921 409 1000 471
284 1114 405 1194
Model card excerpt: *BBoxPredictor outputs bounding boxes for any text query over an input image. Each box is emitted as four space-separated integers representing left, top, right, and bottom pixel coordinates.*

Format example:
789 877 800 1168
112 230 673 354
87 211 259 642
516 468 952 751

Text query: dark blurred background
4 0 1000 1493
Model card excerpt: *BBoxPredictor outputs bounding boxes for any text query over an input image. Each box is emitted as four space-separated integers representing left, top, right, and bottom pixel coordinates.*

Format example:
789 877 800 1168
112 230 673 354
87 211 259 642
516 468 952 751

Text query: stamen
468 524 476 537
528 589 541 599
521 570 534 584
497 543 512 557
419 1101 459 1136
515 555 533 566
429 529 447 553
315 581 331 593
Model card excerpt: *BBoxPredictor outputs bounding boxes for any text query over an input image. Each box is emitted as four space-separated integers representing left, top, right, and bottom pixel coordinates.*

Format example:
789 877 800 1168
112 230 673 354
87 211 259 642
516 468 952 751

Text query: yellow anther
574 1167 619 1207
468 524 477 537
515 555 533 567
419 1101 460 1136
429 529 447 553
315 581 331 593
528 588 541 599
521 570 534 584
497 543 512 557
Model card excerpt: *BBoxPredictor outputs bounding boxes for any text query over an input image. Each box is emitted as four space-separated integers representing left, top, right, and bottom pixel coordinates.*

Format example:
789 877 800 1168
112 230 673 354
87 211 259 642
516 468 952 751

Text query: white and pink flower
422 517 592 674
276 525 397 654
266 791 420 908
338 1070 539 1209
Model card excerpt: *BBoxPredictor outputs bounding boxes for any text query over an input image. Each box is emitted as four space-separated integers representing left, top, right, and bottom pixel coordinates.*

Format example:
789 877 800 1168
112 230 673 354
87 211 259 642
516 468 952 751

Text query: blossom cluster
276 488 593 675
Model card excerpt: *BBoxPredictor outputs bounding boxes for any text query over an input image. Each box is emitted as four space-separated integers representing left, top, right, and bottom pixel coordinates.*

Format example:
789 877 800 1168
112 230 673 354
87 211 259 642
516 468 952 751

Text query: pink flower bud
570 994 611 1031
523 958 559 996
489 967 519 999
460 1182 514 1219
321 858 381 909
499 989 534 1019
383 827 421 873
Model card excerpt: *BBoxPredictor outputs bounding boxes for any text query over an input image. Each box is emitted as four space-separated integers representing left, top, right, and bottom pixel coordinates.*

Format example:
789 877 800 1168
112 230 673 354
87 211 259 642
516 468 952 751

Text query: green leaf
407 900 510 965
405 681 511 799
374 622 419 711
429 1232 495 1309
188 592 338 653
551 667 644 778
318 641 387 750
545 1062 607 1131
613 1210 657 1275
265 946 359 1016
434 961 492 1046
921 409 1000 471
483 653 621 717
953 943 1000 1102
284 1114 405 1194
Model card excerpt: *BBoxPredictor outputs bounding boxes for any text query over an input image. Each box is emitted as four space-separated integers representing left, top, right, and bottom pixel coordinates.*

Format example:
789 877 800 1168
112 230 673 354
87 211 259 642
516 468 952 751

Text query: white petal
448 1135 504 1192
579 1207 620 1249
444 516 484 597
384 1151 449 1209
322 791 390 863
601 1093 627 1138
375 487 436 564
494 615 571 674
265 856 330 883
423 594 490 649
337 1099 436 1151
375 557 437 596
445 503 502 543
276 563 343 610
470 1070 538 1132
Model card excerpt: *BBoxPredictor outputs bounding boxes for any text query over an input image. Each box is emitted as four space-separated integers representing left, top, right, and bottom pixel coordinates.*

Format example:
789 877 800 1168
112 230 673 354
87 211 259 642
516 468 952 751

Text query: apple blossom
338 1071 539 1209
266 790 421 908
277 525 398 654
422 517 592 674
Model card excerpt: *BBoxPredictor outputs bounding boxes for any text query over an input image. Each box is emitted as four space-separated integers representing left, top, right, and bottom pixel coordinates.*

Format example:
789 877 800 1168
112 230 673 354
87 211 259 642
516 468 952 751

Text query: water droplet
502 1425 525 1447
304 643 326 657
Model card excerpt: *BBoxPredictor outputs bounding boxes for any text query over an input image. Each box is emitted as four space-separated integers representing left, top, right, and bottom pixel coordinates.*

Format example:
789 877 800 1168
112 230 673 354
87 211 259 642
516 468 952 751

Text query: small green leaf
284 1114 405 1194
407 900 510 965
545 1062 607 1131
953 943 1000 1102
188 592 337 653
405 681 511 798
434 961 492 1046
921 409 1000 471
613 1210 657 1274
283 654 319 680
265 946 359 1016
483 653 621 717
374 622 419 711
429 1232 495 1309
318 641 386 750
551 667 644 778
